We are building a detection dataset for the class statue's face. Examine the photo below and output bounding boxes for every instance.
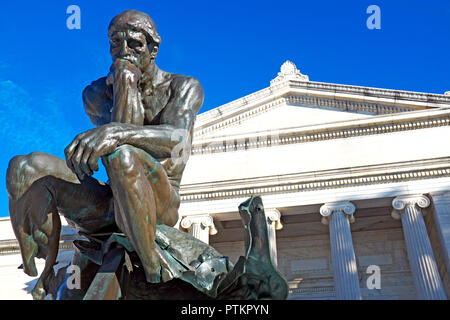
[109,29,156,70]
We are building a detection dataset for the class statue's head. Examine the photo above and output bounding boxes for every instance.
[108,10,161,70]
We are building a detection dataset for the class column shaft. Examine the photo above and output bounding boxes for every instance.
[267,222,277,266]
[265,209,282,267]
[190,223,208,244]
[401,204,447,299]
[329,210,361,300]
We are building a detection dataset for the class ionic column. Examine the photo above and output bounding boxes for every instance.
[180,215,218,244]
[392,194,447,300]
[265,208,283,266]
[320,201,361,300]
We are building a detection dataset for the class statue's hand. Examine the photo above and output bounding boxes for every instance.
[106,58,142,86]
[111,58,142,84]
[64,123,121,180]
[109,58,145,125]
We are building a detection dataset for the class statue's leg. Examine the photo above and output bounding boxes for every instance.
[7,152,77,280]
[7,152,79,202]
[7,152,115,233]
[102,145,180,283]
[6,152,115,298]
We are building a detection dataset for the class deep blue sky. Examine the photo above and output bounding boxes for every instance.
[0,1,449,217]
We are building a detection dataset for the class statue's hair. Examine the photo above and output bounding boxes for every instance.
[108,10,161,46]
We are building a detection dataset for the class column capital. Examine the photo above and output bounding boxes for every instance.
[265,208,283,230]
[180,214,218,235]
[391,194,430,220]
[320,201,355,225]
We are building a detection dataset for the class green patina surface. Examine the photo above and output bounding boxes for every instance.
[25,235,38,264]
[146,166,157,176]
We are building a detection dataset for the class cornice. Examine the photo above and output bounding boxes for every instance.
[194,94,415,139]
[191,111,450,155]
[290,80,450,106]
[195,95,287,139]
[195,80,450,138]
[179,158,450,202]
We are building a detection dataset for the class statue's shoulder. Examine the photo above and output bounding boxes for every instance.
[166,72,203,96]
[82,77,113,126]
[83,76,113,102]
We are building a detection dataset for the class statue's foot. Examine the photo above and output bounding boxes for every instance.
[143,245,184,283]
[31,278,46,300]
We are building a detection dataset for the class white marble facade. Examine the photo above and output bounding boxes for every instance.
[1,61,450,299]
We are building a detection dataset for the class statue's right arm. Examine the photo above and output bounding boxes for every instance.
[82,77,113,127]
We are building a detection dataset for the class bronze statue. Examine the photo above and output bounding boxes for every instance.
[7,9,202,297]
[6,10,288,300]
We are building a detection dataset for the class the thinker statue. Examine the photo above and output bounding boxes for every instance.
[7,9,202,297]
[6,10,288,300]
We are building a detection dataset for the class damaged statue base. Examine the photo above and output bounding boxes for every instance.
[45,196,289,300]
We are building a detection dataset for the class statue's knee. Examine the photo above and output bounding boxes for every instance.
[26,152,53,171]
[7,152,52,200]
[103,146,137,174]
[8,152,49,176]
[164,194,180,227]
[7,155,27,199]
[7,155,23,179]
[165,210,179,227]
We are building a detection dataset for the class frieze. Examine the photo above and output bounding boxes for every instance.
[192,115,450,155]
[180,167,450,202]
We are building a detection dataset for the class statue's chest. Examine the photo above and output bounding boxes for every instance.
[142,86,171,123]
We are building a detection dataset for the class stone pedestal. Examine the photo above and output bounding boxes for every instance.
[320,201,361,300]
[180,215,217,244]
[392,194,447,300]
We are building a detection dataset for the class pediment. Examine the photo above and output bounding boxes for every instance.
[198,102,374,139]
[193,61,448,140]
[194,96,413,140]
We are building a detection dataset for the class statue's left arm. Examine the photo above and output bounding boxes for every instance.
[65,76,204,180]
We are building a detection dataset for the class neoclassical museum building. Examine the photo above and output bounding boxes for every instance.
[1,61,450,299]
